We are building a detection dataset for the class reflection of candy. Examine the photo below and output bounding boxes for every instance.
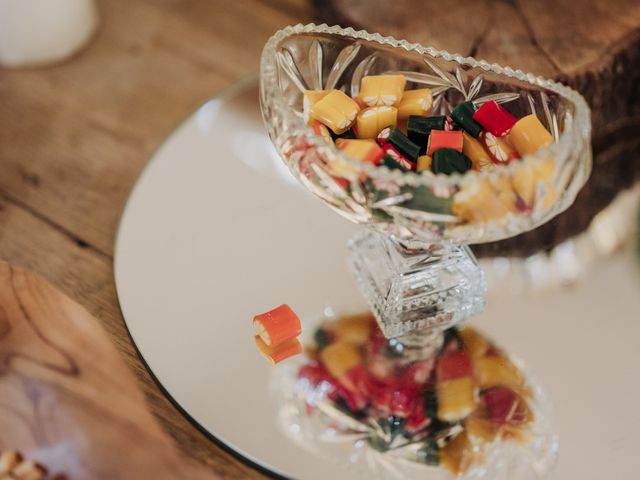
[360,74,406,106]
[333,312,373,346]
[479,131,519,164]
[482,387,530,425]
[397,88,433,119]
[407,115,446,155]
[319,340,361,379]
[508,114,553,156]
[462,132,492,171]
[387,127,420,161]
[440,431,473,475]
[406,400,431,433]
[437,351,473,381]
[337,139,384,165]
[472,100,517,137]
[459,328,490,359]
[254,336,301,364]
[303,89,330,124]
[253,304,301,347]
[427,130,463,156]
[451,101,482,138]
[310,89,360,134]
[355,105,398,139]
[476,355,523,390]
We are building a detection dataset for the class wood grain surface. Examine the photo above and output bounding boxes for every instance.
[0,261,217,480]
[0,1,311,478]
[315,0,640,256]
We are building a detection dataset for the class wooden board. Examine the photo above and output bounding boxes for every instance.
[0,261,221,479]
[0,1,313,477]
[315,0,640,255]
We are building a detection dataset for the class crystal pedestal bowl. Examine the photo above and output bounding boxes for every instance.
[260,24,591,478]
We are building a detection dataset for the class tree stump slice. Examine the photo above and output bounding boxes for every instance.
[314,0,640,256]
[0,262,216,480]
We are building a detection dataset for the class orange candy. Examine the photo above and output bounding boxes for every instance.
[253,304,301,347]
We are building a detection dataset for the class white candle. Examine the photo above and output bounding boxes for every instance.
[0,0,98,67]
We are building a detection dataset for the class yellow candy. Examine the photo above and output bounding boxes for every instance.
[337,139,383,164]
[303,90,330,124]
[359,74,406,107]
[453,177,513,223]
[512,156,557,208]
[397,88,433,119]
[416,155,432,172]
[465,414,501,444]
[508,114,553,156]
[462,132,493,171]
[309,120,333,144]
[437,377,477,422]
[354,105,398,139]
[319,340,361,379]
[476,355,523,390]
[310,89,360,134]
[490,172,518,215]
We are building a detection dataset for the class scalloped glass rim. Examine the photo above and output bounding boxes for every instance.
[259,23,591,190]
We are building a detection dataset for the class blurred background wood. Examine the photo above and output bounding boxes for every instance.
[0,1,312,478]
[0,261,217,480]
[316,0,640,256]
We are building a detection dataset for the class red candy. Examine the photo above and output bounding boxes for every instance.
[437,351,473,381]
[472,101,517,137]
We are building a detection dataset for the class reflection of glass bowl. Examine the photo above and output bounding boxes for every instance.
[259,24,590,478]
[259,24,591,246]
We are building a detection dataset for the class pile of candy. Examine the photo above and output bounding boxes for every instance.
[298,313,534,476]
[305,74,553,176]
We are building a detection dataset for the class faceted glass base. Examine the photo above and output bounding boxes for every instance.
[348,231,487,339]
[273,313,558,479]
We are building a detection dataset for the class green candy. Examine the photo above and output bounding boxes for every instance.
[451,101,482,137]
[330,128,356,141]
[388,128,421,161]
[407,115,446,155]
[432,148,472,175]
[424,389,438,420]
[401,185,453,215]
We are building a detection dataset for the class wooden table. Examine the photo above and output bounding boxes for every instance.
[0,1,311,478]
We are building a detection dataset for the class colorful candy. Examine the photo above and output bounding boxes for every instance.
[479,131,519,164]
[303,90,330,124]
[253,304,301,347]
[508,114,553,156]
[397,88,433,119]
[416,155,433,172]
[359,74,406,107]
[355,105,398,139]
[338,139,384,165]
[472,100,517,137]
[462,132,492,171]
[450,101,482,138]
[387,128,421,161]
[432,148,472,175]
[382,143,415,170]
[407,115,446,154]
[427,130,463,156]
[310,89,360,134]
